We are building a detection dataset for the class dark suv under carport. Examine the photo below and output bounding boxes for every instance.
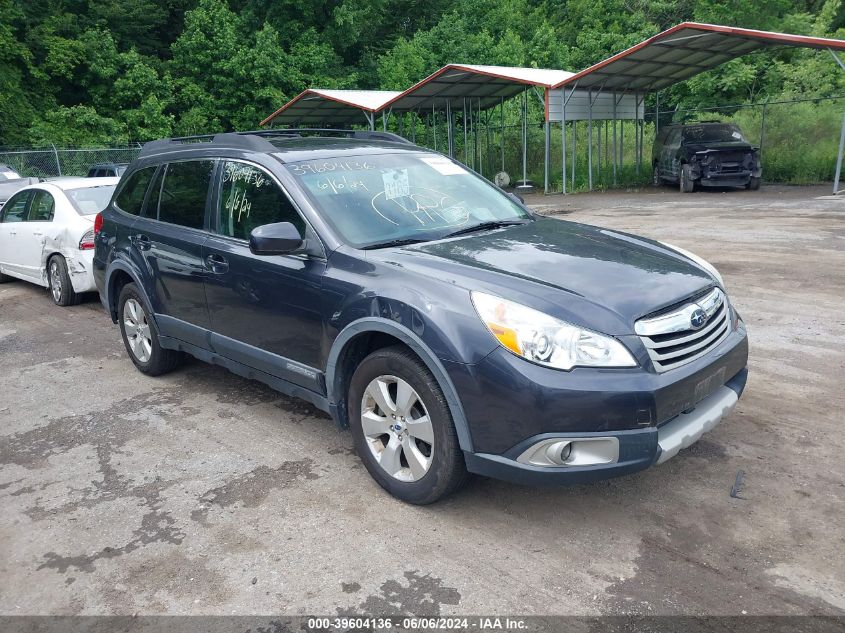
[653,122,762,192]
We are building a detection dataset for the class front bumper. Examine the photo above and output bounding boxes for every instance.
[463,368,747,485]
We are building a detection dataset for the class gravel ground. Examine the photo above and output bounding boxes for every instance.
[0,183,843,616]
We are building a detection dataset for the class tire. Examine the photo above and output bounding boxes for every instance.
[652,164,662,186]
[747,176,761,191]
[0,270,11,283]
[48,255,81,306]
[680,164,695,193]
[348,345,468,504]
[117,282,183,376]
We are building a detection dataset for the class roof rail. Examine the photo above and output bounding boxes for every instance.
[138,128,414,158]
[138,132,279,158]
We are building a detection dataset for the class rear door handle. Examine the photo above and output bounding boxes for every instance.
[205,253,229,274]
[131,234,152,251]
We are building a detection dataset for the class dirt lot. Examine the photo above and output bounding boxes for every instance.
[1,184,843,616]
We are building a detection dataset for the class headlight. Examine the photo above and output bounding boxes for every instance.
[471,292,637,370]
[660,241,724,287]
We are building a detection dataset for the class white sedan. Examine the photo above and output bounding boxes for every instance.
[0,177,118,306]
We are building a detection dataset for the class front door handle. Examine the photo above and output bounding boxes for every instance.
[131,234,152,251]
[205,253,229,274]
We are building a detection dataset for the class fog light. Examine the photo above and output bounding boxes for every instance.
[518,437,619,467]
[543,441,572,465]
[559,442,572,462]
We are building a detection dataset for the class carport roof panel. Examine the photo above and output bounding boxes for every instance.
[552,22,845,93]
[385,64,575,112]
[260,89,401,126]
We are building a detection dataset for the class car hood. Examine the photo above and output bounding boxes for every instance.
[376,217,715,334]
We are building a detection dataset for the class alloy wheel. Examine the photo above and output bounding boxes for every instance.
[360,375,434,482]
[50,260,62,302]
[123,298,152,363]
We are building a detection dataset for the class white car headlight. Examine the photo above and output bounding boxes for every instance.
[660,241,724,287]
[471,292,637,370]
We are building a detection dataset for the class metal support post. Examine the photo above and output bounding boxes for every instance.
[834,111,845,194]
[522,89,528,185]
[612,94,617,186]
[500,97,505,173]
[587,88,593,191]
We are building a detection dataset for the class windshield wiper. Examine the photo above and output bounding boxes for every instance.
[361,237,429,250]
[441,219,529,239]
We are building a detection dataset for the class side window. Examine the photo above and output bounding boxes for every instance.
[29,190,55,222]
[217,161,305,241]
[115,166,157,216]
[1,191,31,223]
[156,160,214,230]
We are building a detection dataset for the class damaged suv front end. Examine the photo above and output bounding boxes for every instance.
[654,122,762,192]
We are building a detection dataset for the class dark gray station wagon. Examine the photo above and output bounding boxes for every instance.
[93,130,749,504]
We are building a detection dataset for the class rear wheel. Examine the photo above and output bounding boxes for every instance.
[348,346,467,504]
[0,270,11,283]
[652,164,662,186]
[680,164,695,193]
[48,256,81,306]
[118,282,182,376]
[747,176,761,191]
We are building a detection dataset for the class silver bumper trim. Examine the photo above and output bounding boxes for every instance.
[656,385,738,464]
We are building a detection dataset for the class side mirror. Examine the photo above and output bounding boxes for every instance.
[507,192,524,204]
[249,222,303,255]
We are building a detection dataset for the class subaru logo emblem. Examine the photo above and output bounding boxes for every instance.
[690,307,708,330]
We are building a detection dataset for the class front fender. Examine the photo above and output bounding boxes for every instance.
[325,317,474,452]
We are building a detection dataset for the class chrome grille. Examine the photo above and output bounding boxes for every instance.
[635,288,731,372]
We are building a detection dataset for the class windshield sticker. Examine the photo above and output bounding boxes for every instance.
[316,174,369,195]
[371,187,470,228]
[382,169,410,200]
[731,131,742,140]
[290,160,375,176]
[421,156,468,176]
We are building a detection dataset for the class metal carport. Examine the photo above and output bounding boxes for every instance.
[550,22,845,194]
[260,89,401,129]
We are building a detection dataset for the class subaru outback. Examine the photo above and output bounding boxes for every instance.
[93,130,749,504]
[653,121,761,192]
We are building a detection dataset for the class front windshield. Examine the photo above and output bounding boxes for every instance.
[682,124,746,144]
[286,152,531,248]
[66,184,117,215]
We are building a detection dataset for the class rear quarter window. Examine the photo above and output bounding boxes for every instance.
[154,160,214,230]
[114,167,157,216]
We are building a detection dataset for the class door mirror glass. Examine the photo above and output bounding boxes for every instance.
[249,222,303,255]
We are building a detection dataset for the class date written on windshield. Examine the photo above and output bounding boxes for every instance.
[315,174,370,194]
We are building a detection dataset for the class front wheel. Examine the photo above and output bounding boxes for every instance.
[747,176,761,191]
[118,283,183,376]
[680,164,695,193]
[348,346,467,504]
[652,164,662,186]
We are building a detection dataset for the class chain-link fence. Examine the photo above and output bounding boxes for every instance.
[0,146,143,178]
